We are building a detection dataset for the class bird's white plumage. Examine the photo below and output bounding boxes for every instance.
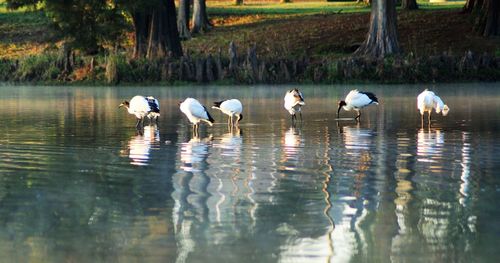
[417,89,449,116]
[284,89,305,115]
[180,98,213,126]
[217,99,243,117]
[343,89,378,111]
[127,95,152,119]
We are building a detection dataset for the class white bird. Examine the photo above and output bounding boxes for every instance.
[179,98,215,135]
[417,89,449,125]
[119,95,160,128]
[337,89,379,121]
[212,99,243,127]
[284,88,305,123]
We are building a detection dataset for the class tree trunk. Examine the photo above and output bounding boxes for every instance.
[354,0,400,58]
[191,0,212,34]
[132,11,150,58]
[478,0,499,36]
[235,0,243,5]
[134,0,182,59]
[464,0,499,37]
[177,0,191,40]
[401,0,418,10]
[463,0,484,13]
[163,0,184,57]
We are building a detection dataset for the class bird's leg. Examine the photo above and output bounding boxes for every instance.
[136,118,142,129]
[355,110,361,122]
[428,112,431,127]
[421,114,424,128]
[299,111,303,122]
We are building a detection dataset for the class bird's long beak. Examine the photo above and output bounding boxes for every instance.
[118,103,124,108]
[337,105,342,118]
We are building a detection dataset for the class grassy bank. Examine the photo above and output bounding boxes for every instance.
[1,0,499,84]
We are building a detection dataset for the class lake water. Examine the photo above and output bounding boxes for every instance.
[0,84,499,263]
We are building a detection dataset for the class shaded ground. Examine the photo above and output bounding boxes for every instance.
[185,9,500,60]
[0,1,498,60]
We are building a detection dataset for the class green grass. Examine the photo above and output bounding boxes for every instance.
[207,1,370,16]
[207,1,466,16]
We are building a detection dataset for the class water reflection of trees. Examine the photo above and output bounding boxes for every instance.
[329,122,385,262]
[0,89,179,262]
[390,128,479,262]
[1,87,499,262]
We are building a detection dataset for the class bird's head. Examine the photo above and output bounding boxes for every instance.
[212,101,223,109]
[178,100,184,107]
[118,101,129,109]
[337,100,346,117]
[442,105,450,116]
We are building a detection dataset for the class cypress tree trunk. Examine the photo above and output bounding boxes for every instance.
[191,0,212,34]
[162,0,183,57]
[133,0,183,59]
[401,0,418,10]
[355,0,400,58]
[463,0,484,13]
[177,0,191,40]
[464,0,499,37]
[478,0,499,36]
[132,11,150,58]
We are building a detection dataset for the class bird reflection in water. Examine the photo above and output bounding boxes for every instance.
[417,128,444,165]
[214,127,242,157]
[328,122,376,261]
[174,133,213,263]
[282,126,304,164]
[180,134,213,172]
[340,123,374,177]
[208,128,244,224]
[459,131,471,206]
[122,124,160,166]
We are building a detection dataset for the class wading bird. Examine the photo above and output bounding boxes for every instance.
[180,98,215,135]
[119,95,160,129]
[337,89,379,121]
[284,89,305,123]
[417,89,449,126]
[212,99,243,127]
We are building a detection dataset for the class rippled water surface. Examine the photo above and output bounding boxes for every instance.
[1,84,500,263]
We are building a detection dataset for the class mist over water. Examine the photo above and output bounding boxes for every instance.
[0,84,499,263]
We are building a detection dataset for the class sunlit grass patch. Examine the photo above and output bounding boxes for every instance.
[207,1,369,16]
[418,1,466,10]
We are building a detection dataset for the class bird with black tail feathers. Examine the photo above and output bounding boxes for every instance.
[212,99,243,127]
[337,89,379,122]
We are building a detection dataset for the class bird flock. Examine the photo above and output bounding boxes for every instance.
[119,89,449,132]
